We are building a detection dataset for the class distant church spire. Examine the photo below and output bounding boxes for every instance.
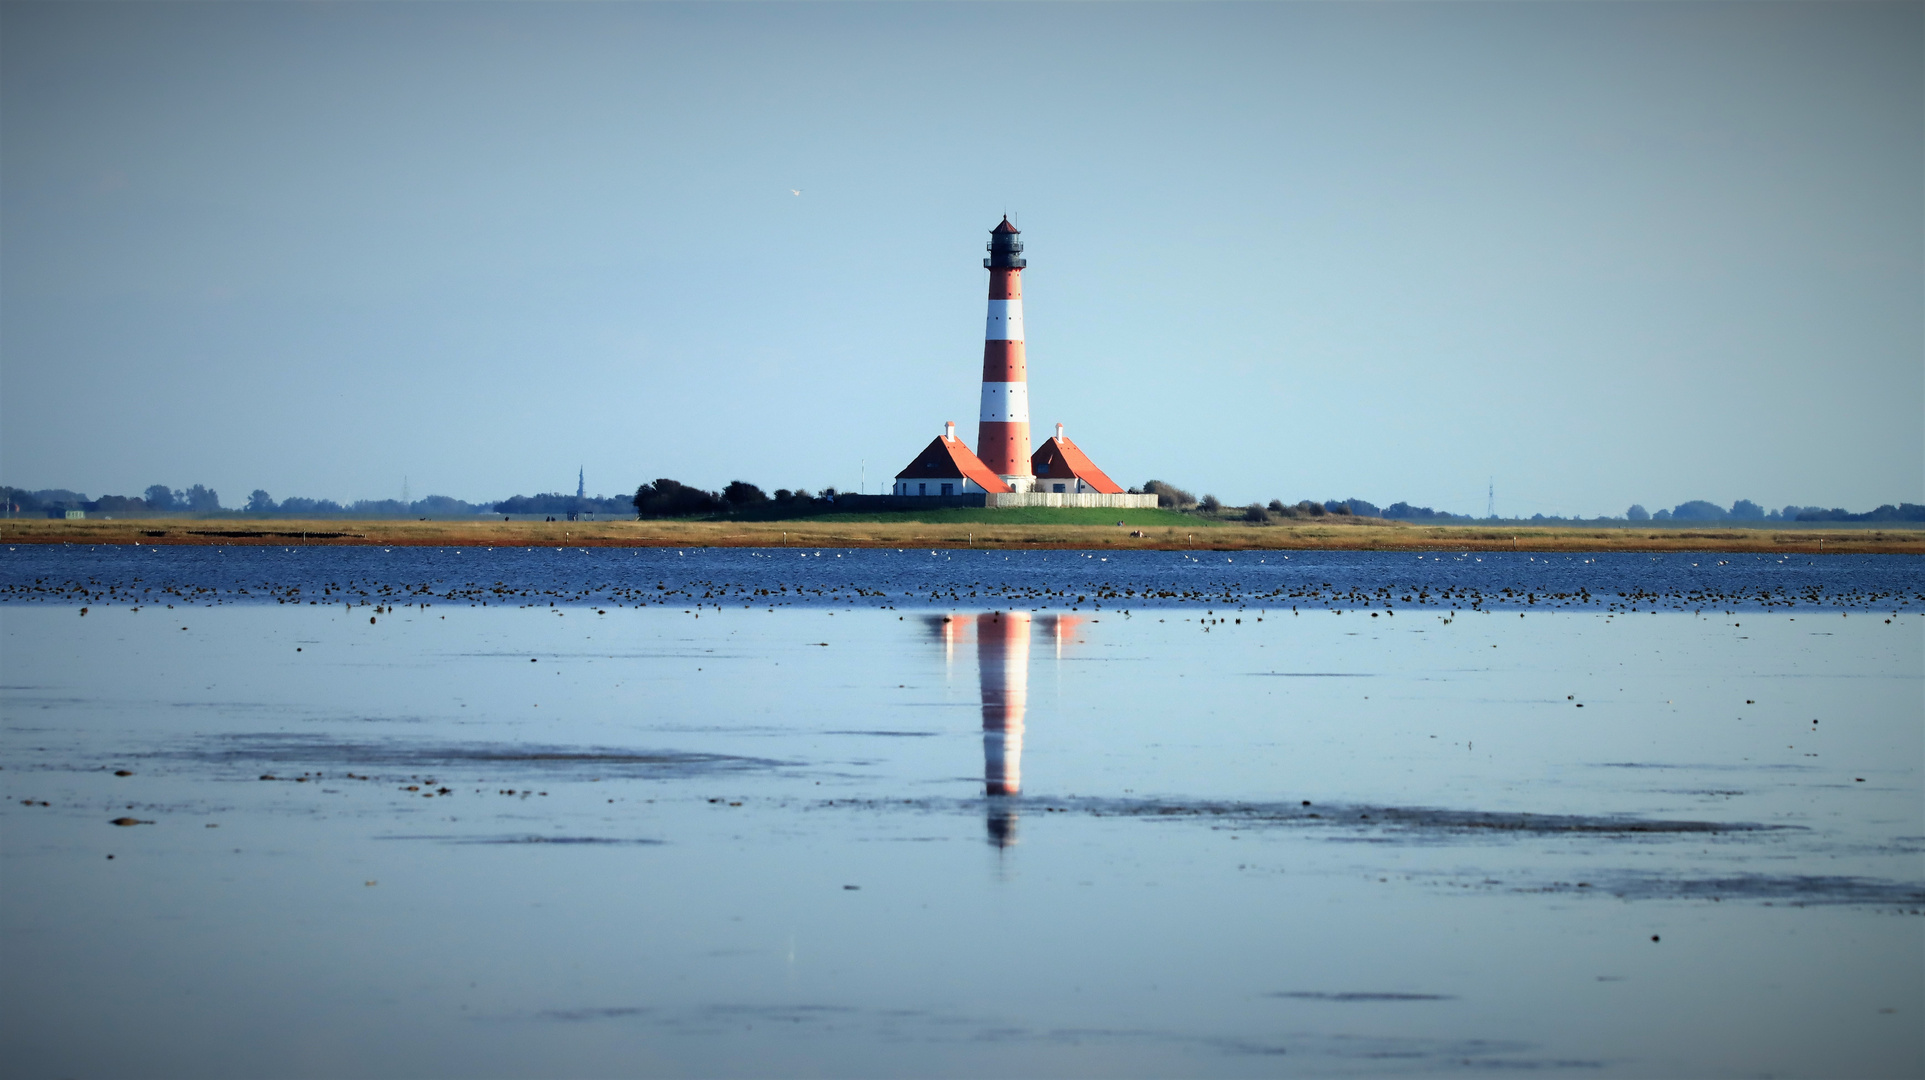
[577,467,585,499]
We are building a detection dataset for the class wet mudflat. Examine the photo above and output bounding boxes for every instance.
[2,551,1921,1077]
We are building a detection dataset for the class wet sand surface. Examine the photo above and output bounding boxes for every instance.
[7,515,1923,555]
[2,551,1921,1077]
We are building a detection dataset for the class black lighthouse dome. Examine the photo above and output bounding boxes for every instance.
[984,216,1026,269]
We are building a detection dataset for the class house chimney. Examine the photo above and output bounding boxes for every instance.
[1055,422,1064,440]
[945,421,956,441]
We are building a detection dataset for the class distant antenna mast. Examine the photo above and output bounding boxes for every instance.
[860,459,865,495]
[402,475,410,507]
[1486,478,1494,520]
[577,467,585,499]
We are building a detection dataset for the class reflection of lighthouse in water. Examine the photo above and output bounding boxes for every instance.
[977,611,1029,847]
[927,611,1085,847]
[978,611,1031,797]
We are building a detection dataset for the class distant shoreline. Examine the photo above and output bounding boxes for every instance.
[2,517,1919,554]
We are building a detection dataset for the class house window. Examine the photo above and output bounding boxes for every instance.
[918,483,926,496]
[1053,483,1065,493]
[941,483,953,496]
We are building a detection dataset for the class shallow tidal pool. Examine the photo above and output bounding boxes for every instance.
[3,573,1921,1077]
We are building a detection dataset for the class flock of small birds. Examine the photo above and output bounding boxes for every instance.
[3,570,1916,614]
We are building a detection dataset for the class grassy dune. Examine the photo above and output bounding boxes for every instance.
[3,515,1919,554]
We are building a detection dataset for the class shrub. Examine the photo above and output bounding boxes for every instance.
[1199,494,1222,513]
[1670,500,1726,521]
[1382,502,1452,520]
[1142,480,1196,510]
[1243,503,1270,523]
[723,481,769,506]
[633,479,726,518]
[412,495,482,515]
[1626,504,1650,521]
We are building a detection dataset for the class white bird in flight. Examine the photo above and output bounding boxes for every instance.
[790,189,801,196]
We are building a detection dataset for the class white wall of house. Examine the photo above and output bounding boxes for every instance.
[1036,477,1102,495]
[892,477,994,496]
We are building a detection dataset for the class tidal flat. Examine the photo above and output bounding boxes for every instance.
[6,514,1923,555]
[2,548,1920,1077]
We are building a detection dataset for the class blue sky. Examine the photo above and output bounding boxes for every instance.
[3,2,1918,516]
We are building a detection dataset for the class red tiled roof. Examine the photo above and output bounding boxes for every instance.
[1029,436,1124,494]
[895,436,1012,493]
[992,216,1019,234]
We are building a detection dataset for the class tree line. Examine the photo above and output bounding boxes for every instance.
[632,479,841,518]
[1625,499,1925,523]
[8,482,1920,525]
[2,485,586,518]
[5,485,228,514]
[1141,481,1466,523]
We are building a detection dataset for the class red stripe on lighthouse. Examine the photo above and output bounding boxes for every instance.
[981,339,1026,383]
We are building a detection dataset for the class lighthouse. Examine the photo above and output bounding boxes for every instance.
[978,217,1033,491]
[884,219,1155,510]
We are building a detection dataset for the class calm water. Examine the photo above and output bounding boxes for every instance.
[2,548,1921,1077]
[2,545,1920,613]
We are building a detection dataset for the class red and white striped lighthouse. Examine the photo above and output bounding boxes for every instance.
[978,217,1033,491]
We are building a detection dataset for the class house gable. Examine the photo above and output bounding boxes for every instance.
[895,435,1012,494]
[1030,435,1124,494]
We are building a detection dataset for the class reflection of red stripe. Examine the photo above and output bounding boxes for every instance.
[981,340,1025,383]
[978,612,1028,798]
[988,268,1022,301]
[976,421,1032,477]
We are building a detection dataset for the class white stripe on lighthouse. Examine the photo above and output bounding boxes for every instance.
[978,381,1030,423]
[984,299,1024,341]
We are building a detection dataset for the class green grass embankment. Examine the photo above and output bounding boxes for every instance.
[778,507,1214,527]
